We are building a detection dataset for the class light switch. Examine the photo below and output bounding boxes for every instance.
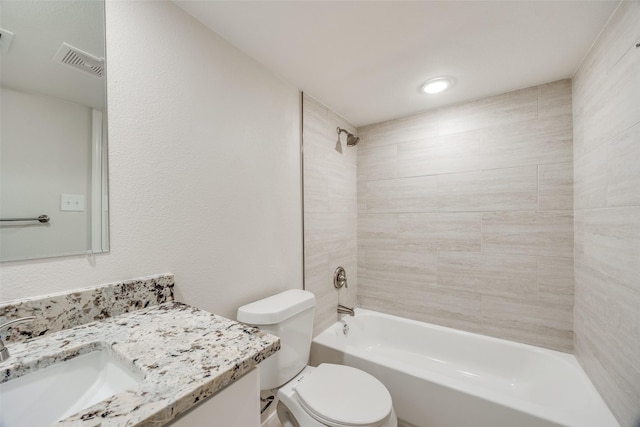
[60,194,85,212]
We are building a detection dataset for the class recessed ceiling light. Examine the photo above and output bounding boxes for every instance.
[420,77,453,94]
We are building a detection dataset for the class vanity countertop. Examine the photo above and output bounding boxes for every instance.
[0,301,280,426]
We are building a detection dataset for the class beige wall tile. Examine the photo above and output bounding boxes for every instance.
[606,280,640,372]
[573,209,585,264]
[437,87,538,136]
[581,207,640,289]
[363,246,438,285]
[303,93,358,338]
[605,0,640,72]
[481,114,573,170]
[539,162,573,211]
[357,144,397,181]
[303,142,329,213]
[305,253,338,337]
[438,252,537,298]
[574,312,640,427]
[574,262,610,327]
[364,179,396,213]
[358,277,484,334]
[438,166,538,212]
[436,170,484,211]
[576,306,640,427]
[365,175,438,213]
[482,211,573,257]
[583,46,640,156]
[357,244,367,278]
[327,149,358,214]
[418,286,484,333]
[599,352,640,427]
[482,296,573,352]
[357,180,366,213]
[572,104,586,161]
[305,209,355,255]
[537,256,574,308]
[358,214,398,247]
[573,4,640,423]
[538,79,572,118]
[572,33,607,124]
[357,110,438,149]
[397,131,481,178]
[607,122,640,207]
[574,142,607,209]
[357,277,429,321]
[398,212,482,251]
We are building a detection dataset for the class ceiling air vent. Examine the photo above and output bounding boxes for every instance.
[53,42,104,78]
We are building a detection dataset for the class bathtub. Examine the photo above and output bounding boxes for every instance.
[311,309,619,427]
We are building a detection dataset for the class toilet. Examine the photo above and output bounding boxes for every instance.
[237,289,397,427]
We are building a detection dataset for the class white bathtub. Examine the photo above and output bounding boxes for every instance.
[311,309,619,427]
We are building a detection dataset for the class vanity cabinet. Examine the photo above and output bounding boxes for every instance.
[167,367,260,427]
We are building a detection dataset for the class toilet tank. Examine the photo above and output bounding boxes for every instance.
[237,290,316,390]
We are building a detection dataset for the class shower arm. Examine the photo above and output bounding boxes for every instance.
[337,127,357,140]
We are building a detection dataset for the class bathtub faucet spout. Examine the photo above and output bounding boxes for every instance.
[337,304,355,316]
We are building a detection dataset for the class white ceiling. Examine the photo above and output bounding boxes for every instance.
[174,0,619,127]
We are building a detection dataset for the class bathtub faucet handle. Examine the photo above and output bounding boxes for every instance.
[334,266,348,289]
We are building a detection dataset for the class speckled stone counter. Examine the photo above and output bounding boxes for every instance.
[0,277,280,426]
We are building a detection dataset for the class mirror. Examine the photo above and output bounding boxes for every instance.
[0,0,109,262]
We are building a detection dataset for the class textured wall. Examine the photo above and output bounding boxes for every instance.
[0,1,303,321]
[572,1,640,426]
[303,95,358,336]
[357,80,574,352]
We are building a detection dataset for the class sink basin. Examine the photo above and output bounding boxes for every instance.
[0,349,143,427]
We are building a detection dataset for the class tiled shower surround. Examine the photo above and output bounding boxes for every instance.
[572,1,640,425]
[356,80,574,353]
[303,94,358,336]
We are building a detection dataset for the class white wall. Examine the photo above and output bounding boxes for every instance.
[0,1,303,320]
[1,88,91,261]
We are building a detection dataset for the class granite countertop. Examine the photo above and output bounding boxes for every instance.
[0,301,280,426]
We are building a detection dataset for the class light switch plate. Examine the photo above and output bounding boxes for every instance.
[60,194,85,212]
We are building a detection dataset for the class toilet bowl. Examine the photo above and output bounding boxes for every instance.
[237,290,397,427]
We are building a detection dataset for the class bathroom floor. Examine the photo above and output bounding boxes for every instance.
[263,415,283,427]
[260,393,283,427]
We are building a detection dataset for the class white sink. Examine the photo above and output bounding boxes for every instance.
[0,349,143,427]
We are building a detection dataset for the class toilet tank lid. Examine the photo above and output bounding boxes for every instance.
[237,289,316,325]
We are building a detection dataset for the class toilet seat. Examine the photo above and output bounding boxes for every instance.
[293,364,393,427]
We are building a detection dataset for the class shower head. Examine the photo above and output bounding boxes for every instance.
[337,127,360,147]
